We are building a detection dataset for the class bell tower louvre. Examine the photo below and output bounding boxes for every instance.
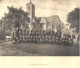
[26,0,35,21]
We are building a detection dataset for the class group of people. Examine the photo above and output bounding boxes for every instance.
[12,29,79,45]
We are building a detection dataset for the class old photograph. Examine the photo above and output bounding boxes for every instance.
[0,0,79,56]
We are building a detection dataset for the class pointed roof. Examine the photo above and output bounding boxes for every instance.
[45,15,61,23]
[30,0,31,2]
[27,0,34,6]
[40,15,61,24]
[32,17,36,23]
[40,17,47,23]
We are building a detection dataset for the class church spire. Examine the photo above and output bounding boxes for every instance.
[30,0,31,2]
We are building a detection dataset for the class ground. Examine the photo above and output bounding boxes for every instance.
[0,42,79,56]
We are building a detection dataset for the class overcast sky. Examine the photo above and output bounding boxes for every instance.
[0,0,80,23]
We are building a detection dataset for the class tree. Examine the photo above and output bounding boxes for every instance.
[67,8,79,33]
[1,6,30,35]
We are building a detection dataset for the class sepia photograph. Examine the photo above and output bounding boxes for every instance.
[0,0,79,56]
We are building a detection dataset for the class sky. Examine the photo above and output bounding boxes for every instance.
[0,0,80,23]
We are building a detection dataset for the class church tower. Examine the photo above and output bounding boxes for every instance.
[26,0,35,33]
[27,0,35,21]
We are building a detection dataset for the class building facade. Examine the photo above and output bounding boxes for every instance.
[26,0,62,32]
[12,0,63,43]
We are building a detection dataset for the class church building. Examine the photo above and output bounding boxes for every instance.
[26,0,63,32]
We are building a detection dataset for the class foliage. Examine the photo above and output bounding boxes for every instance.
[67,8,79,33]
[1,6,30,35]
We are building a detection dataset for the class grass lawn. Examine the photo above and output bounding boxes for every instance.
[13,43,79,56]
[0,42,79,56]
